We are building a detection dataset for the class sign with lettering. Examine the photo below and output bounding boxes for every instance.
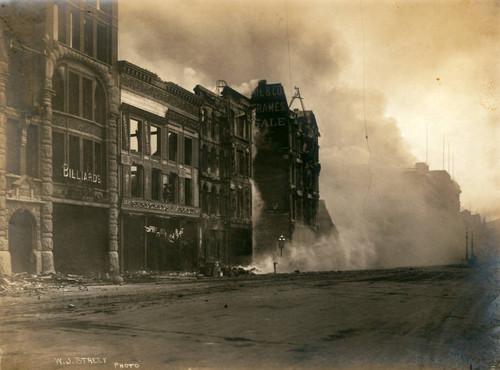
[144,226,183,242]
[63,164,102,184]
[251,82,288,129]
[122,199,201,217]
[252,84,285,98]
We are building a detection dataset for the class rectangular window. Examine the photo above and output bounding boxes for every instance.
[152,169,162,201]
[96,23,107,63]
[168,173,177,203]
[68,72,79,116]
[237,116,245,137]
[83,139,93,172]
[237,150,244,175]
[237,191,243,217]
[84,18,93,56]
[52,131,65,181]
[57,4,66,44]
[168,131,178,162]
[184,137,192,166]
[130,165,143,198]
[185,178,192,206]
[94,142,102,175]
[26,125,39,178]
[82,77,93,120]
[6,121,20,175]
[69,135,80,171]
[150,124,160,158]
[130,118,142,153]
[71,11,80,50]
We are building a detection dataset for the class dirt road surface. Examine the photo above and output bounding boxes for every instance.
[1,266,499,369]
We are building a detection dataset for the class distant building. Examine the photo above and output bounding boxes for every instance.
[250,80,334,256]
[407,162,461,214]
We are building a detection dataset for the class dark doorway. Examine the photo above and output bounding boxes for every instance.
[53,204,108,274]
[123,214,145,272]
[9,210,35,273]
[230,228,252,266]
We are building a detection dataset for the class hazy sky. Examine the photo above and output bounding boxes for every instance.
[119,0,499,220]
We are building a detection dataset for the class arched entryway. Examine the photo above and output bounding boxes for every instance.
[9,209,35,274]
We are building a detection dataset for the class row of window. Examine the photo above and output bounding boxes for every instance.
[52,130,106,189]
[200,109,220,141]
[201,187,250,219]
[200,108,250,140]
[124,116,194,166]
[53,67,106,124]
[57,3,110,63]
[128,165,192,206]
[290,196,317,225]
[200,146,250,178]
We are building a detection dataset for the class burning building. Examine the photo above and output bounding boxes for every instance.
[250,80,335,257]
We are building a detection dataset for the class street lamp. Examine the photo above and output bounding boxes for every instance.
[277,234,286,257]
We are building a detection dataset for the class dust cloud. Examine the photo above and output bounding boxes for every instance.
[118,0,497,271]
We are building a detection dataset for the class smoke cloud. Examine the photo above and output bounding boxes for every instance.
[120,0,499,271]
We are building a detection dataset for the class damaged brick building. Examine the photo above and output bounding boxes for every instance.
[250,81,335,256]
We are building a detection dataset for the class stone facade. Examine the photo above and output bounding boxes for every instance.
[0,0,119,275]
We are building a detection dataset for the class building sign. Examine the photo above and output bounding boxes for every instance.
[63,164,102,184]
[251,82,288,129]
[252,84,285,98]
[122,199,200,217]
[145,226,183,243]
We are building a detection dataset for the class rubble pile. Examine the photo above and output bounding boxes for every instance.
[224,266,257,277]
[0,272,110,296]
[123,271,198,283]
[0,274,47,296]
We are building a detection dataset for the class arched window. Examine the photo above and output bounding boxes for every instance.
[53,69,64,112]
[53,66,106,124]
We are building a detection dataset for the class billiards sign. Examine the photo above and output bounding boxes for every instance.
[63,163,102,184]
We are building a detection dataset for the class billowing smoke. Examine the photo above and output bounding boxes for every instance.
[119,0,498,271]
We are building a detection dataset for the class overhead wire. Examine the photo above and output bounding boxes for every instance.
[361,0,371,157]
[361,0,373,217]
[285,0,293,98]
